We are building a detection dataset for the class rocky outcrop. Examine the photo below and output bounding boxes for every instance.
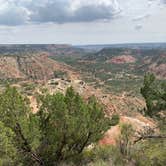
[100,116,155,145]
[108,55,136,64]
[148,63,166,78]
[0,56,25,79]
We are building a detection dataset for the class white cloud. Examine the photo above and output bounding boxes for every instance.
[0,0,165,44]
[0,0,30,25]
[132,14,151,21]
[135,24,143,30]
[0,0,165,25]
[30,0,120,23]
[0,0,121,25]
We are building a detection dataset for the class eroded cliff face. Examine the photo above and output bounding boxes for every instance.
[0,53,79,81]
[0,56,25,79]
[16,54,55,80]
[142,53,166,78]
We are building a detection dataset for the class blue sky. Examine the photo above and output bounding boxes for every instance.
[0,0,166,44]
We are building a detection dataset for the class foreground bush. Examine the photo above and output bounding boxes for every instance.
[0,86,118,165]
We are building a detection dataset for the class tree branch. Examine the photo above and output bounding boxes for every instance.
[15,122,45,165]
[134,135,166,144]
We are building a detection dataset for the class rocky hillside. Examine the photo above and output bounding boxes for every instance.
[140,53,166,78]
[51,47,166,95]
[107,55,136,64]
[24,75,154,147]
[57,47,166,79]
[0,44,84,58]
[0,53,79,81]
[92,48,166,78]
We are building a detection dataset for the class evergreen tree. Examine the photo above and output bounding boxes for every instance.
[0,85,44,165]
[37,87,119,164]
[0,86,119,165]
[141,73,166,118]
[0,121,17,165]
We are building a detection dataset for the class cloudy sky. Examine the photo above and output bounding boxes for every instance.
[0,0,166,44]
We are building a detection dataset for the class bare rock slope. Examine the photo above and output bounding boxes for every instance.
[0,53,79,80]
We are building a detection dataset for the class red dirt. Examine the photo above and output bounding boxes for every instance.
[99,116,155,146]
[108,55,136,64]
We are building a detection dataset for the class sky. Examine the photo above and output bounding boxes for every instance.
[0,0,166,45]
